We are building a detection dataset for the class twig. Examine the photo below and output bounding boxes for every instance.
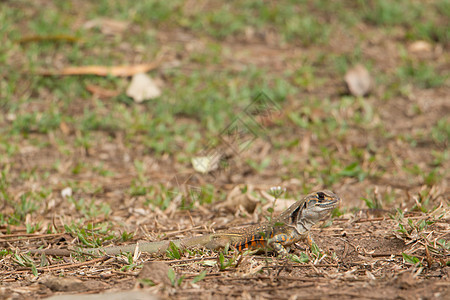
[0,233,65,242]
[263,263,338,268]
[0,257,108,275]
[354,217,387,223]
[276,258,290,276]
[256,275,324,282]
[368,253,403,257]
[0,233,64,239]
[166,256,218,264]
[325,292,386,299]
[161,226,204,239]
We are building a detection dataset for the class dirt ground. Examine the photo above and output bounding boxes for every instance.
[1,1,449,299]
[2,208,449,299]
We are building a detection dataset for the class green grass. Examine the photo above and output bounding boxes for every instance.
[361,0,423,26]
[431,119,450,146]
[397,60,447,89]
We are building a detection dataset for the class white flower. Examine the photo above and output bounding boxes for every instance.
[269,186,286,198]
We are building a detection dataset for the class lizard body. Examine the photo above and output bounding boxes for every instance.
[26,190,339,257]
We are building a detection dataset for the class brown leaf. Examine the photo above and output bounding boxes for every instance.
[59,121,71,135]
[138,262,172,286]
[85,84,120,98]
[408,41,432,54]
[216,185,259,213]
[395,272,417,289]
[36,62,159,77]
[344,64,372,97]
[45,291,155,300]
[17,35,79,44]
[41,277,85,292]
[260,190,296,212]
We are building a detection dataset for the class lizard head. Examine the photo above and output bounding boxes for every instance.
[291,190,340,231]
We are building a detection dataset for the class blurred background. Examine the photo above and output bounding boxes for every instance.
[0,0,448,227]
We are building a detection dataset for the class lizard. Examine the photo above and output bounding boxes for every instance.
[25,190,340,257]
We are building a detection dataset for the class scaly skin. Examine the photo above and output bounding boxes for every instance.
[26,190,340,257]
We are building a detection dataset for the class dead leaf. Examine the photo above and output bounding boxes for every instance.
[45,291,156,300]
[408,41,432,53]
[83,18,129,35]
[6,113,16,121]
[216,185,259,213]
[260,190,296,212]
[59,121,71,135]
[61,187,72,199]
[395,272,417,289]
[18,35,78,44]
[191,155,220,174]
[86,84,120,98]
[41,277,85,292]
[37,62,159,77]
[137,262,172,286]
[344,64,372,97]
[126,73,162,102]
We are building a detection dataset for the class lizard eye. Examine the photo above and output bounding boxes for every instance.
[317,192,326,201]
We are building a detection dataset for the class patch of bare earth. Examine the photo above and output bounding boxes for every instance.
[1,213,449,299]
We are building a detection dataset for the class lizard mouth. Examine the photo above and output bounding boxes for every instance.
[314,190,341,209]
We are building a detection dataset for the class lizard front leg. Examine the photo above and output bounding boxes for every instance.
[304,232,314,248]
[267,228,300,256]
